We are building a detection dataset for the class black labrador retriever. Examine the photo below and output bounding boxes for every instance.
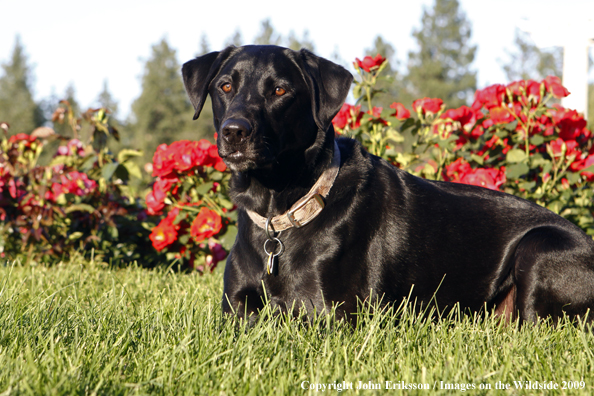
[182,45,594,323]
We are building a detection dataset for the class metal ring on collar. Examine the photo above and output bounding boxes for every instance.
[264,238,285,257]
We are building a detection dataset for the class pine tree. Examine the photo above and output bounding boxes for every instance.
[0,36,44,134]
[225,29,243,47]
[406,0,477,109]
[286,30,315,51]
[130,38,196,162]
[500,28,563,82]
[96,80,119,117]
[197,33,211,56]
[254,19,281,45]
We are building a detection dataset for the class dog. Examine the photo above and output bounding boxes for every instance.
[182,45,594,324]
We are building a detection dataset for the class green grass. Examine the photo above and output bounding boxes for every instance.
[1,256,594,395]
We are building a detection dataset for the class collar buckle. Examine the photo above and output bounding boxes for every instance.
[286,193,325,228]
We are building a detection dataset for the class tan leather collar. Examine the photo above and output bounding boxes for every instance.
[246,141,341,232]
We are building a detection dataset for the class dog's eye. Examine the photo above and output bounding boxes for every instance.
[221,83,232,93]
[275,87,286,96]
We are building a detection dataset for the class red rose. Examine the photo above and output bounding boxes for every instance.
[149,213,179,251]
[488,106,514,125]
[354,54,386,72]
[459,168,506,191]
[550,105,589,142]
[441,106,481,130]
[444,158,472,181]
[206,239,227,270]
[543,76,570,98]
[146,177,178,215]
[548,138,579,158]
[332,103,363,131]
[8,179,17,199]
[472,84,506,110]
[332,104,350,130]
[366,107,388,125]
[213,157,227,172]
[575,154,594,182]
[58,171,96,196]
[8,133,36,146]
[190,207,223,242]
[389,102,411,120]
[444,159,506,191]
[506,80,540,103]
[526,80,541,98]
[412,98,443,115]
[202,141,227,171]
[145,191,165,215]
[152,144,176,178]
[172,141,200,171]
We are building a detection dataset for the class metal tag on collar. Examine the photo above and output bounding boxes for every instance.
[264,216,284,275]
[286,193,325,228]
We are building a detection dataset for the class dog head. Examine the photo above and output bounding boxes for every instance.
[182,45,352,172]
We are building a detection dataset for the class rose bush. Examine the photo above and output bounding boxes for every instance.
[144,135,236,272]
[337,58,594,236]
[0,101,151,263]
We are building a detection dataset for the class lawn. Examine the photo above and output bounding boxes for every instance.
[1,256,593,395]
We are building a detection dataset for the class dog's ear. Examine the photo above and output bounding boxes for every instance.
[182,47,235,120]
[298,49,353,132]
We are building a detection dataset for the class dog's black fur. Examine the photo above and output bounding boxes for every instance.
[182,45,594,323]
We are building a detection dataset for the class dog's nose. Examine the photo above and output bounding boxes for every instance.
[221,119,252,145]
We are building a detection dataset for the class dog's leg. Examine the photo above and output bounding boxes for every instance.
[513,226,594,323]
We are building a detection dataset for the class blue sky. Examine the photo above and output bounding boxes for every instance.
[1,0,593,118]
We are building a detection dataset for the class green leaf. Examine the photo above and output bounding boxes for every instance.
[495,129,510,139]
[506,163,529,179]
[530,135,544,146]
[218,197,234,210]
[67,231,83,241]
[470,154,484,165]
[530,154,547,167]
[352,85,362,100]
[547,201,563,214]
[399,117,417,132]
[385,128,404,143]
[114,164,129,181]
[80,154,98,171]
[123,161,142,180]
[506,149,526,164]
[101,162,119,181]
[518,181,536,191]
[65,204,96,214]
[579,215,594,227]
[219,225,238,251]
[436,134,458,149]
[195,182,214,196]
[210,171,224,181]
[178,233,191,246]
[567,172,581,185]
[117,149,142,163]
[49,156,71,167]
[109,226,119,239]
[541,161,552,175]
